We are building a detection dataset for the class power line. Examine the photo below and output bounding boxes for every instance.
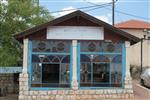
[83,3,112,12]
[85,1,150,20]
[48,1,114,14]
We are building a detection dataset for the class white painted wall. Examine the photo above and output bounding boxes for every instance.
[121,29,150,67]
[47,26,104,40]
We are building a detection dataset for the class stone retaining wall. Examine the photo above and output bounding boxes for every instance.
[19,73,134,100]
[0,74,18,94]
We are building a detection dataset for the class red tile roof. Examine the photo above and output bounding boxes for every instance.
[115,19,150,29]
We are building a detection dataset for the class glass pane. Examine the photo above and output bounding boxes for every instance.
[42,64,59,84]
[93,55,110,62]
[32,40,71,53]
[111,55,122,87]
[32,55,41,63]
[80,41,122,53]
[42,56,50,63]
[80,41,103,52]
[51,56,60,63]
[32,63,41,83]
[93,63,110,83]
[102,42,122,53]
[80,63,91,86]
[61,55,70,63]
[60,64,70,85]
[80,54,90,62]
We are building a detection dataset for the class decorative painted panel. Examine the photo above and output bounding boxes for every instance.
[80,41,122,53]
[32,40,71,53]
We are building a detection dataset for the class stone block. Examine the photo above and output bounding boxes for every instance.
[33,91,38,95]
[19,95,24,100]
[32,96,37,100]
[39,91,47,95]
[51,90,57,94]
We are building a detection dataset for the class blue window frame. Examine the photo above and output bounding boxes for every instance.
[29,40,72,89]
[78,41,124,88]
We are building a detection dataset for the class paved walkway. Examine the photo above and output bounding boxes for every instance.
[133,80,150,100]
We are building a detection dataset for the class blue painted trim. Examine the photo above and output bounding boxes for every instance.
[32,52,70,55]
[0,67,22,73]
[77,43,81,87]
[122,43,126,87]
[28,40,32,89]
[70,44,73,88]
[109,63,111,87]
[81,52,121,55]
[91,62,93,85]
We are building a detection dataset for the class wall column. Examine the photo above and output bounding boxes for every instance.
[19,39,29,100]
[125,41,131,78]
[23,39,29,73]
[71,40,78,90]
[124,41,133,91]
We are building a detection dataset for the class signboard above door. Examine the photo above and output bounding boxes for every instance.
[47,26,104,40]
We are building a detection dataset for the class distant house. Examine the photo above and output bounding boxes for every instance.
[14,11,140,100]
[115,20,150,67]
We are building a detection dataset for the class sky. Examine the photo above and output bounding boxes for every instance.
[39,0,150,24]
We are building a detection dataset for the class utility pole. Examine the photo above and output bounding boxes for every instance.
[112,0,115,26]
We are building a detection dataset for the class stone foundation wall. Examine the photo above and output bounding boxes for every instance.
[19,73,134,100]
[0,74,18,94]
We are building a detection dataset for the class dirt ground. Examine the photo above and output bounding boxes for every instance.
[0,80,149,100]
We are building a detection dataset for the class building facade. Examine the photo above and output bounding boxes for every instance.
[15,11,140,100]
[115,20,150,67]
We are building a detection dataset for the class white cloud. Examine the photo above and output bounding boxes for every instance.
[52,6,112,25]
[83,0,112,3]
[95,14,112,24]
[52,6,77,17]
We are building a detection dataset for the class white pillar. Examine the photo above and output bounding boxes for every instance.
[71,40,78,90]
[23,39,29,73]
[125,41,131,78]
[124,41,133,90]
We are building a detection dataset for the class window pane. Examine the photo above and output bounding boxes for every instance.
[42,64,59,87]
[32,63,41,83]
[60,64,70,87]
[80,41,122,53]
[111,55,122,87]
[93,63,110,83]
[61,55,70,63]
[32,40,71,53]
[80,63,91,86]
[32,55,41,63]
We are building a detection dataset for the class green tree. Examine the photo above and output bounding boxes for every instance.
[0,0,53,66]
